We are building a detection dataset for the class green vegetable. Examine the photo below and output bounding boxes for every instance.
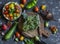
[34,36,40,41]
[44,21,49,27]
[9,8,15,14]
[14,38,19,42]
[4,22,18,40]
[24,39,34,44]
[23,14,40,31]
[26,0,38,9]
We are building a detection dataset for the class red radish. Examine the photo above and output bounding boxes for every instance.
[2,24,8,31]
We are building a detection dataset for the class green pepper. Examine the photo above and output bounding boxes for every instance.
[26,0,38,9]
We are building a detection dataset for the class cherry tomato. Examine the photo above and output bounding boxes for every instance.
[20,4,24,8]
[2,24,8,31]
[21,0,27,4]
[50,26,57,32]
[6,14,9,18]
[19,36,24,41]
[10,16,13,21]
[15,5,18,9]
[34,6,39,12]
[15,32,20,38]
[16,9,20,13]
[5,5,9,9]
[4,10,8,15]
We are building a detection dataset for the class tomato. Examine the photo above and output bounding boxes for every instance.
[34,6,39,12]
[5,5,9,9]
[41,5,46,11]
[20,4,24,8]
[15,5,18,9]
[2,24,8,31]
[15,32,20,38]
[21,0,27,4]
[19,36,24,41]
[50,26,57,32]
[10,16,13,21]
[16,9,20,13]
[6,14,9,18]
[4,10,8,15]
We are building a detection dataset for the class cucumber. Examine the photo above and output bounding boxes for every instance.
[4,22,18,40]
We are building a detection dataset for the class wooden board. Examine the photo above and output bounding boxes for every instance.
[18,12,51,38]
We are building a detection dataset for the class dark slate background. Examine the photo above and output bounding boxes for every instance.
[0,0,60,44]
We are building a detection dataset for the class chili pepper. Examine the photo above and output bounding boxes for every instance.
[26,0,38,9]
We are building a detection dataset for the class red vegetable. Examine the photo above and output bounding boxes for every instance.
[21,0,27,4]
[2,24,8,31]
[34,6,39,12]
[10,16,13,21]
[15,32,20,38]
[4,10,8,15]
[16,9,20,13]
[5,5,9,9]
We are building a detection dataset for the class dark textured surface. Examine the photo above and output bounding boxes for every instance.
[0,0,60,44]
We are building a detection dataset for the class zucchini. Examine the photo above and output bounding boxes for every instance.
[4,22,18,40]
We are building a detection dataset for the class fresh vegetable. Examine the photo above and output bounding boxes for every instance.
[4,10,8,15]
[2,24,8,31]
[34,6,39,12]
[26,0,38,9]
[19,36,24,41]
[34,36,40,41]
[9,3,15,9]
[40,5,46,11]
[14,38,19,42]
[24,39,34,44]
[20,4,24,8]
[5,5,9,9]
[16,9,20,13]
[22,14,40,31]
[3,2,21,21]
[15,32,20,38]
[21,0,27,4]
[44,21,49,27]
[49,26,58,34]
[4,22,18,40]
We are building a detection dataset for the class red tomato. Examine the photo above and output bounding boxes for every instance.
[15,32,20,38]
[16,9,20,13]
[10,16,13,21]
[21,0,27,4]
[2,24,8,31]
[5,5,9,9]
[15,5,18,9]
[34,6,39,12]
[4,10,8,15]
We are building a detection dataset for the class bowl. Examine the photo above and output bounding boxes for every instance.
[2,2,22,21]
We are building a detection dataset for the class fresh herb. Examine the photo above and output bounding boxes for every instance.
[22,13,40,31]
